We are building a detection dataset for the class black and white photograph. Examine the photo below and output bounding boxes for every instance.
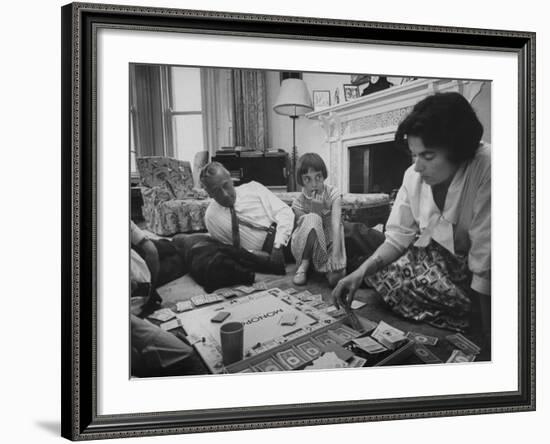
[129,65,492,378]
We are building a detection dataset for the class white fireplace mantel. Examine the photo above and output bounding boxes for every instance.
[306,78,483,192]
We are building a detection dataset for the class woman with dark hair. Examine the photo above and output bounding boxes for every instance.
[332,92,491,337]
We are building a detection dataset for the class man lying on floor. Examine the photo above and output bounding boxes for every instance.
[130,221,195,377]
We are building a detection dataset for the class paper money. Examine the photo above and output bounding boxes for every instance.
[296,340,322,360]
[253,358,285,372]
[331,325,361,342]
[215,288,239,298]
[252,281,269,291]
[159,319,180,331]
[446,333,481,355]
[234,285,256,294]
[325,305,347,318]
[304,352,348,370]
[350,300,367,310]
[190,294,207,306]
[313,332,338,347]
[446,349,476,363]
[148,308,176,322]
[294,290,313,301]
[413,343,442,364]
[285,288,299,295]
[353,315,378,334]
[205,294,224,304]
[406,331,439,346]
[348,356,368,368]
[276,348,308,370]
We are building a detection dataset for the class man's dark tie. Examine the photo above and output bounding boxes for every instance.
[229,206,240,248]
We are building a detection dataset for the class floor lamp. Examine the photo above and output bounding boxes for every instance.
[273,78,313,191]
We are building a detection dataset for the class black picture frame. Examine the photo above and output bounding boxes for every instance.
[61,2,536,440]
[343,84,360,101]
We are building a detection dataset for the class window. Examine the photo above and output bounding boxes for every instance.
[129,65,205,178]
[166,66,204,165]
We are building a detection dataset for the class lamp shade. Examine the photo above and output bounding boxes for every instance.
[273,78,313,117]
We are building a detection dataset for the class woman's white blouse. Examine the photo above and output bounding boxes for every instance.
[385,144,491,295]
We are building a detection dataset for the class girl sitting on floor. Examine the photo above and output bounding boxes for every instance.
[290,153,346,287]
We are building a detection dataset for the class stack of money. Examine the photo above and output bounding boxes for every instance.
[352,336,387,354]
[234,285,256,294]
[371,321,408,350]
[215,288,240,298]
[251,281,269,291]
[175,300,193,312]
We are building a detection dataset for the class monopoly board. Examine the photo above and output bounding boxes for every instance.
[177,288,337,373]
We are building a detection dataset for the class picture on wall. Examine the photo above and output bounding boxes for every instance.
[343,83,360,101]
[313,90,331,110]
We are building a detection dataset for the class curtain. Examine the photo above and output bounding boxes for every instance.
[130,64,165,157]
[232,69,269,151]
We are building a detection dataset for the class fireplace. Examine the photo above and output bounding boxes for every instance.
[349,142,411,194]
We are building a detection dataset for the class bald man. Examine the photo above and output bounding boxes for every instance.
[200,162,294,271]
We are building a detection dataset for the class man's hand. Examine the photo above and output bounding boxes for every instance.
[331,268,365,309]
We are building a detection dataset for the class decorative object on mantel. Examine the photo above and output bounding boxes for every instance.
[318,112,341,142]
[334,87,340,105]
[273,78,314,191]
[387,76,417,87]
[350,74,371,85]
[361,76,392,96]
[313,90,331,111]
[343,84,360,101]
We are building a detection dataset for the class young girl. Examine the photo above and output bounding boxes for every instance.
[291,153,346,287]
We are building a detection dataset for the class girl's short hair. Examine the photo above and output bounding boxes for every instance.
[296,153,327,186]
[395,92,484,164]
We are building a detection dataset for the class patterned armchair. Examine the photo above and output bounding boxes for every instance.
[136,156,211,236]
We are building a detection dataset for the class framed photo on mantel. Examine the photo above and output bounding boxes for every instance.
[61,2,535,440]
